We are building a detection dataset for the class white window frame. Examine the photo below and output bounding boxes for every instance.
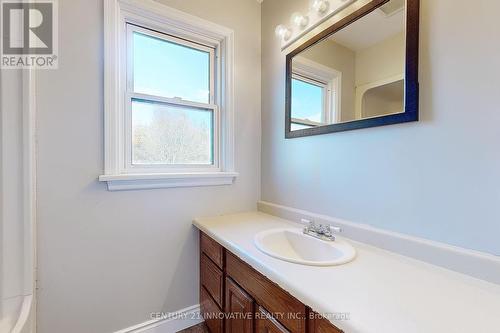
[99,0,237,191]
[292,56,342,124]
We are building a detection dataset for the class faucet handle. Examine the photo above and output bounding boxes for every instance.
[323,225,342,236]
[301,219,317,233]
[330,226,342,233]
[301,218,315,228]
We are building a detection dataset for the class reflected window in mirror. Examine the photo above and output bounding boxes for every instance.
[291,56,341,130]
[291,76,325,130]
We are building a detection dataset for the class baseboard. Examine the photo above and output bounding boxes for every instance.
[258,200,500,285]
[113,304,202,333]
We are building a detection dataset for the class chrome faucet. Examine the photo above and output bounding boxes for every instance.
[302,219,342,241]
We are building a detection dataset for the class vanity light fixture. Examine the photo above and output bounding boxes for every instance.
[312,0,330,14]
[291,12,309,29]
[275,24,292,41]
[276,0,355,50]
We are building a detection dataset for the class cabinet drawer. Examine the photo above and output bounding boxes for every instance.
[200,287,223,333]
[200,232,224,269]
[256,306,291,333]
[226,252,306,333]
[201,253,224,308]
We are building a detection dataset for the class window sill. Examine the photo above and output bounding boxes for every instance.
[99,172,238,191]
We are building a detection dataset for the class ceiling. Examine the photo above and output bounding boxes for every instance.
[329,2,405,51]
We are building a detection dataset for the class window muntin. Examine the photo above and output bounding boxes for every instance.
[125,24,218,171]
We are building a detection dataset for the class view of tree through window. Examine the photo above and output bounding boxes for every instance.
[132,100,213,165]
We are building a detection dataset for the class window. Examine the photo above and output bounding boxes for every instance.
[291,74,328,130]
[290,57,341,130]
[100,0,236,190]
[127,26,216,168]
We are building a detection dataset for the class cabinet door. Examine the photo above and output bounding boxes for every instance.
[308,312,343,333]
[256,306,290,333]
[225,277,254,333]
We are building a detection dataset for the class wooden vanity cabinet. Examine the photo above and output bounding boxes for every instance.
[256,306,290,333]
[200,287,223,333]
[226,252,306,333]
[201,254,224,307]
[308,314,343,333]
[199,231,343,333]
[201,232,224,269]
[225,277,254,333]
[200,232,225,333]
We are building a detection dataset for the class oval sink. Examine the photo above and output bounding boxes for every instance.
[254,228,356,266]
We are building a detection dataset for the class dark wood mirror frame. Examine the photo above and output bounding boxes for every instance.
[285,0,419,139]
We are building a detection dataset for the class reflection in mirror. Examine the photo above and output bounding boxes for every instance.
[290,0,406,131]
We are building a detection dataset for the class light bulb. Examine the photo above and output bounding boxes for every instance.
[291,12,309,29]
[275,25,291,41]
[312,0,329,14]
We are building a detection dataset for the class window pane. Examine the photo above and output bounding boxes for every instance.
[133,31,211,103]
[132,99,213,165]
[291,78,324,123]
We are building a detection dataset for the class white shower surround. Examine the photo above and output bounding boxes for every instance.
[0,69,36,332]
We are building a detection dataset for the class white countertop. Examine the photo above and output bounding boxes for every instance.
[193,211,500,333]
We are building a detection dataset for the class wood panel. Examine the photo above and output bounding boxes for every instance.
[200,286,223,333]
[308,311,343,333]
[256,306,290,333]
[200,232,224,269]
[225,277,254,333]
[201,253,224,308]
[226,252,306,333]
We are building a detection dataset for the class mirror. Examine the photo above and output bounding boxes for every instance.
[286,0,419,138]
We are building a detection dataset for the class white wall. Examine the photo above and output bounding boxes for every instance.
[35,1,261,332]
[262,0,500,256]
[355,31,405,86]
